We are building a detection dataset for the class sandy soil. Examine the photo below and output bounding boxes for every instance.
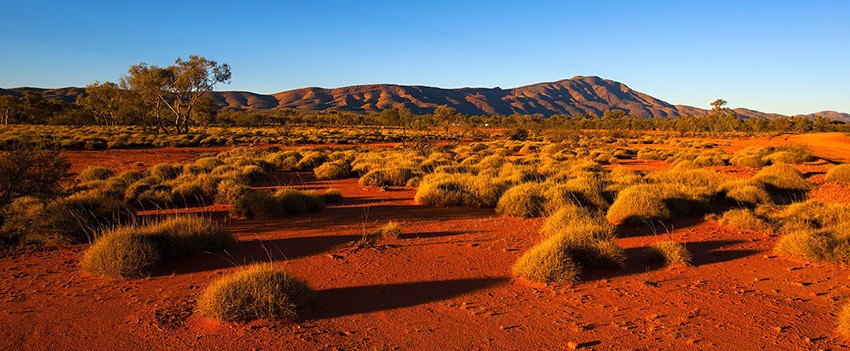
[3,134,850,350]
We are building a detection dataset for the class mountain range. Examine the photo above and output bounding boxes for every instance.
[2,76,848,122]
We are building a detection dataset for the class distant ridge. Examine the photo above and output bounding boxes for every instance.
[2,76,848,121]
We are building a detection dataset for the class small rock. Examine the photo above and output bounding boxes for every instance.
[567,341,579,349]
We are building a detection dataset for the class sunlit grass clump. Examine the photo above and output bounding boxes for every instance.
[718,208,772,231]
[839,302,850,339]
[230,188,326,218]
[513,212,624,284]
[196,264,312,322]
[825,164,850,182]
[753,164,810,192]
[76,166,114,182]
[80,216,234,278]
[496,182,548,218]
[645,240,692,266]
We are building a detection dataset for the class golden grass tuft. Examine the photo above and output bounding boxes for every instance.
[76,166,114,182]
[718,208,772,232]
[513,214,624,284]
[753,164,810,192]
[80,216,233,277]
[774,226,850,264]
[825,164,850,182]
[196,264,312,322]
[645,240,692,266]
[496,182,548,218]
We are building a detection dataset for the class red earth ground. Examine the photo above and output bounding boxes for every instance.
[3,133,850,350]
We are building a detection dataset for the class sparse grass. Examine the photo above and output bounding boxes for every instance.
[379,221,402,239]
[825,164,850,182]
[722,180,772,207]
[645,241,692,266]
[196,263,312,322]
[80,216,234,277]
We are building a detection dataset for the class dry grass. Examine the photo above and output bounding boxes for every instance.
[196,264,312,322]
[774,227,850,264]
[76,166,114,182]
[718,209,772,232]
[825,164,850,182]
[645,241,692,266]
[839,302,850,339]
[496,182,548,218]
[513,213,624,284]
[80,216,233,277]
[754,164,810,192]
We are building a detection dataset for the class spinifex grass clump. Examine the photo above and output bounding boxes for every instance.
[196,264,312,322]
[76,166,114,182]
[772,201,850,264]
[753,164,811,193]
[825,164,850,182]
[645,241,692,266]
[718,208,772,231]
[80,216,234,278]
[513,211,624,284]
[496,182,548,218]
[230,188,326,219]
[839,302,850,339]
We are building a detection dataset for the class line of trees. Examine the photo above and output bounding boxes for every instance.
[0,55,847,135]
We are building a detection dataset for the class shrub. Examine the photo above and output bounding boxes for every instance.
[313,161,350,180]
[825,164,850,182]
[511,235,580,283]
[718,209,772,231]
[754,164,810,192]
[540,205,603,237]
[295,152,329,171]
[496,183,548,218]
[414,173,509,208]
[645,241,691,266]
[0,140,70,212]
[76,166,114,182]
[196,264,312,322]
[81,216,233,277]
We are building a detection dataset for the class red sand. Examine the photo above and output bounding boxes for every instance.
[3,133,850,350]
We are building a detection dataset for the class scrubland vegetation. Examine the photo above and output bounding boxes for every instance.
[3,124,850,336]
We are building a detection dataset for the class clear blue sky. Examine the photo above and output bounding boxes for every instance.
[1,1,848,115]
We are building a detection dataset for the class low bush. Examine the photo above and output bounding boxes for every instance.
[81,216,233,277]
[196,263,312,322]
[774,227,850,264]
[215,179,250,204]
[722,180,772,207]
[645,241,692,266]
[150,163,183,180]
[359,167,422,187]
[606,184,707,225]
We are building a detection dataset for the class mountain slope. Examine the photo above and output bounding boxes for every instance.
[2,77,847,121]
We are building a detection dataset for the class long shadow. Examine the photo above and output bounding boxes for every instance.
[309,277,509,320]
[159,234,360,276]
[614,217,706,237]
[224,204,495,233]
[581,239,758,282]
[686,239,759,266]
